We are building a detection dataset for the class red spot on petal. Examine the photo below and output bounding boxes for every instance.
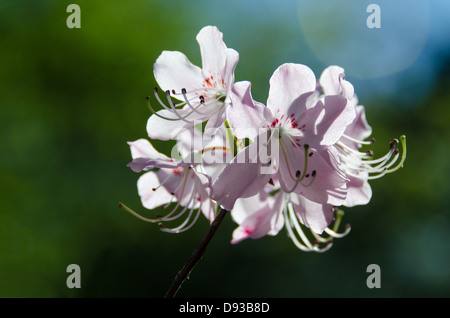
[243,227,253,236]
[173,167,183,175]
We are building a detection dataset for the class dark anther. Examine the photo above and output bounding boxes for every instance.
[370,138,376,144]
[181,88,187,94]
[389,139,398,149]
[296,170,301,178]
[305,174,310,178]
[172,89,176,95]
[152,188,157,191]
[154,87,159,93]
[311,170,316,177]
[309,152,314,157]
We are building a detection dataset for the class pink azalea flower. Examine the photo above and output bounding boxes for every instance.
[318,66,407,207]
[213,63,355,211]
[146,26,239,140]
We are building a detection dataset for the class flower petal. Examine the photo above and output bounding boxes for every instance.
[196,26,228,76]
[343,175,372,207]
[127,139,180,172]
[227,81,273,140]
[146,108,203,141]
[231,191,284,244]
[290,194,335,234]
[267,63,316,115]
[316,95,356,147]
[223,48,239,97]
[153,50,203,95]
[212,135,272,210]
[319,65,354,100]
[342,105,373,149]
[137,171,173,210]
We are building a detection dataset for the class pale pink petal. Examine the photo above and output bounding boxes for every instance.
[342,105,373,149]
[127,139,180,172]
[319,65,354,100]
[196,26,228,76]
[146,108,204,141]
[212,136,272,210]
[223,48,239,96]
[204,107,226,137]
[156,168,197,207]
[231,191,283,244]
[290,194,335,234]
[267,63,316,115]
[227,81,273,140]
[343,175,372,207]
[128,139,169,161]
[153,51,203,96]
[315,95,356,148]
[137,171,173,210]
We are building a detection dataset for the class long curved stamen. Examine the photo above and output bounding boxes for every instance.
[145,95,194,122]
[283,203,334,253]
[146,88,202,123]
[164,90,194,124]
[385,135,407,173]
[180,88,211,116]
[310,208,351,246]
[118,202,161,223]
[181,88,225,117]
[283,204,313,252]
[156,167,192,221]
[341,134,375,146]
[200,146,231,155]
[287,203,314,250]
[338,135,406,180]
[300,170,316,187]
[278,140,312,193]
[278,170,303,193]
[159,183,205,233]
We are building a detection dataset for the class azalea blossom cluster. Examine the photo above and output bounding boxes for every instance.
[124,26,406,252]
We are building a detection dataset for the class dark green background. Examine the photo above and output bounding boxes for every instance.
[1,0,449,297]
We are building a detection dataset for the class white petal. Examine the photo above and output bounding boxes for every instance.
[290,194,335,234]
[137,172,173,210]
[227,81,272,140]
[267,63,316,115]
[153,51,203,95]
[196,26,228,76]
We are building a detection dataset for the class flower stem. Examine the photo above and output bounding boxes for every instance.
[164,208,228,298]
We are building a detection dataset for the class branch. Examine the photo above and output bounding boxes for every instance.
[164,208,228,298]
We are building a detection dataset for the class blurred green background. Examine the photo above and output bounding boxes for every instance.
[1,0,450,298]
